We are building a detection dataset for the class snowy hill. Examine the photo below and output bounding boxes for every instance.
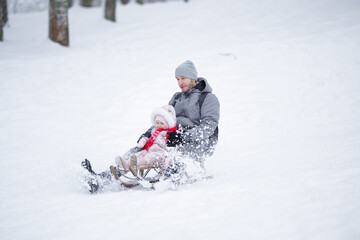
[1,0,360,239]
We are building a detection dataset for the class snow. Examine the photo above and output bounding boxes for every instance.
[1,0,360,239]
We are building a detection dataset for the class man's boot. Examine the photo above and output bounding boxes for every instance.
[110,166,121,180]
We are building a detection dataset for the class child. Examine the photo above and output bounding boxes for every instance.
[115,105,177,177]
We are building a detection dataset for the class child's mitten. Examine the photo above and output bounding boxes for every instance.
[137,137,149,148]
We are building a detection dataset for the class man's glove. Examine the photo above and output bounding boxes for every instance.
[167,131,182,147]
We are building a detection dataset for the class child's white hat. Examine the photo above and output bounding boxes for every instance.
[151,105,176,129]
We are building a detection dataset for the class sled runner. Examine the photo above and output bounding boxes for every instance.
[110,162,165,188]
[81,158,213,193]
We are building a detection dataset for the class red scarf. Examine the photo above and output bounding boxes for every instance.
[142,127,178,151]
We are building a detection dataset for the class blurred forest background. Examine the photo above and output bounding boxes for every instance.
[0,0,188,44]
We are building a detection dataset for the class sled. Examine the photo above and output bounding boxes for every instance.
[81,158,213,193]
[109,163,165,188]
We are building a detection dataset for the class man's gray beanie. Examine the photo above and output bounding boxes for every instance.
[175,60,198,80]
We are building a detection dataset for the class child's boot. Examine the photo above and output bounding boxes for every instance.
[110,166,120,180]
[115,156,129,173]
[129,155,138,177]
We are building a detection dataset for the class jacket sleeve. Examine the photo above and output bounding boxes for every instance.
[182,93,220,143]
[137,126,154,143]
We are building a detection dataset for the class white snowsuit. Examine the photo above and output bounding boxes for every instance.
[134,130,172,168]
[127,105,177,169]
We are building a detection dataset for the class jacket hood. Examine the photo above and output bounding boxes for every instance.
[151,105,177,129]
[195,77,212,93]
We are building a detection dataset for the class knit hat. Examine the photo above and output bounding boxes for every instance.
[175,60,198,80]
[151,105,176,129]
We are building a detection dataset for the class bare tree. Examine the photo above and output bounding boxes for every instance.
[135,0,174,4]
[49,0,69,46]
[80,0,101,7]
[0,15,2,41]
[0,0,6,41]
[105,0,116,22]
[1,0,7,24]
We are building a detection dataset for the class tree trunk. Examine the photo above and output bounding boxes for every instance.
[80,0,101,7]
[0,0,3,41]
[1,0,7,25]
[67,0,73,8]
[136,0,144,4]
[0,16,3,42]
[105,0,116,22]
[120,0,130,4]
[80,0,92,7]
[49,0,69,46]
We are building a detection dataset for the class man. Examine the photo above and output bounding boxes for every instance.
[168,60,220,160]
[140,60,220,161]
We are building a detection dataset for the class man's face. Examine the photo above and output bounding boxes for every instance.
[176,76,197,93]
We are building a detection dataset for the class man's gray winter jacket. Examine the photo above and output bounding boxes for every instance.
[169,77,220,158]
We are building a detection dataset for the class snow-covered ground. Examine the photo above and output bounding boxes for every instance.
[1,0,360,239]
